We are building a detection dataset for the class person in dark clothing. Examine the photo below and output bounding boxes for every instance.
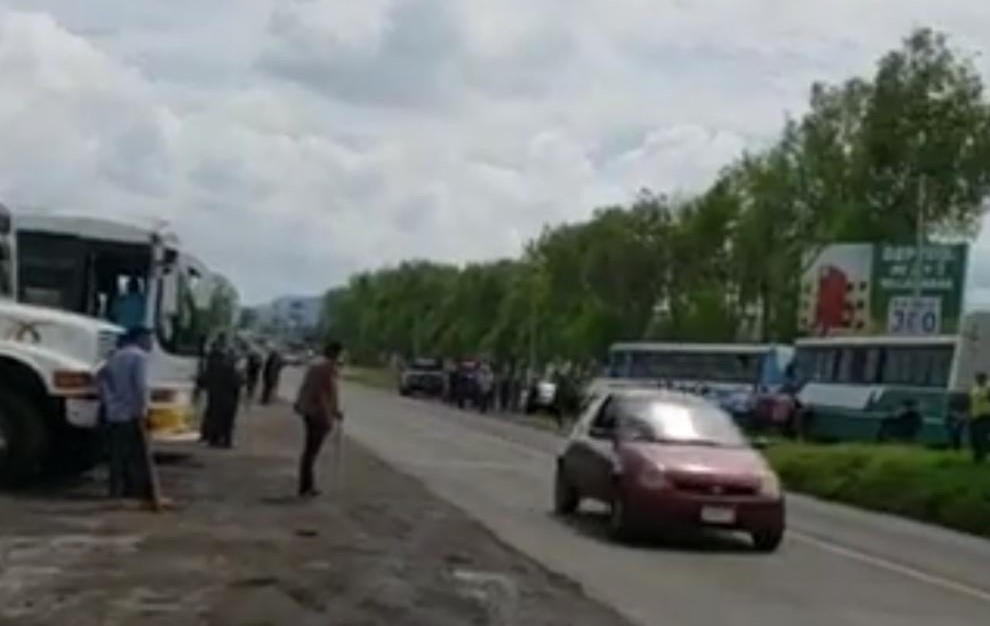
[96,327,165,509]
[261,349,284,405]
[877,399,923,444]
[199,338,242,448]
[969,372,990,463]
[294,341,343,498]
[498,364,513,413]
[244,350,263,404]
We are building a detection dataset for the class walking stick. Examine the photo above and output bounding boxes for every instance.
[138,420,168,511]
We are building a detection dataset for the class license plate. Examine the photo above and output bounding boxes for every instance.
[700,506,736,525]
[65,399,100,427]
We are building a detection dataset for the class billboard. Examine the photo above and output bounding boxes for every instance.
[798,242,968,337]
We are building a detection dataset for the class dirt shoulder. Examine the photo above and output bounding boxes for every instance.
[0,401,631,626]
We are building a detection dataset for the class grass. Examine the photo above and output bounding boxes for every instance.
[341,366,398,389]
[765,442,990,538]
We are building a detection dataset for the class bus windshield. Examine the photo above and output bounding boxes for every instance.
[794,343,954,389]
[609,348,765,384]
[15,230,152,324]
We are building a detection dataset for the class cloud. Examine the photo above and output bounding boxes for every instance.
[0,1,989,305]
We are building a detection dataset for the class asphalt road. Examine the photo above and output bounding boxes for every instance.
[284,372,990,626]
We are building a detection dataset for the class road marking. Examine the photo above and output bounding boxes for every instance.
[791,531,990,604]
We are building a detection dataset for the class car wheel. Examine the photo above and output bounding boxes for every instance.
[608,488,636,542]
[553,466,580,515]
[751,528,785,553]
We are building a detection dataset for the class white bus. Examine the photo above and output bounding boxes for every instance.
[792,311,990,443]
[601,342,795,416]
[0,208,218,484]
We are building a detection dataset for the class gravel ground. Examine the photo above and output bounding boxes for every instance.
[0,401,632,626]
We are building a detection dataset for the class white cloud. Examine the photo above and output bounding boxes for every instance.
[0,1,989,304]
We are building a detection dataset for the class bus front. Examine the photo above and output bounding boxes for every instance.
[604,342,775,416]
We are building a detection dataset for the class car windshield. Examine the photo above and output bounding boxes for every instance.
[615,397,747,448]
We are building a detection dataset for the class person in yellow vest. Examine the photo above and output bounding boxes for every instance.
[968,372,990,463]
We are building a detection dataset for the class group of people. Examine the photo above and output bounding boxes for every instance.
[196,336,285,449]
[94,329,344,511]
[442,360,585,426]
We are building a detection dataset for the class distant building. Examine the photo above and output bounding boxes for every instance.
[248,295,321,334]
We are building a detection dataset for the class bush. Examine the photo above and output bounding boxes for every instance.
[765,443,990,538]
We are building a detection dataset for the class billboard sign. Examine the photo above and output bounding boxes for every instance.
[798,242,968,337]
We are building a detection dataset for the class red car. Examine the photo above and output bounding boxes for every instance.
[553,387,785,551]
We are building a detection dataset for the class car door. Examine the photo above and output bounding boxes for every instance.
[562,393,618,503]
[559,393,607,496]
[583,396,621,501]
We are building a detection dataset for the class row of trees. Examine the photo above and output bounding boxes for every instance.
[321,29,990,365]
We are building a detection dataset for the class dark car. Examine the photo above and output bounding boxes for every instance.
[553,387,785,551]
[399,357,446,397]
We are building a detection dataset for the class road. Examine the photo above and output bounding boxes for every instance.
[285,373,990,626]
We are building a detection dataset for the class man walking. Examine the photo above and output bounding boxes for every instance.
[969,372,990,463]
[294,341,343,498]
[261,348,284,405]
[244,349,263,405]
[96,327,164,509]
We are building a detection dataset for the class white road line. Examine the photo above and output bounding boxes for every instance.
[791,531,990,605]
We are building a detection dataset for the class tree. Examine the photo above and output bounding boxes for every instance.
[318,28,990,362]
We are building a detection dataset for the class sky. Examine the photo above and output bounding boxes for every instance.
[1,1,989,305]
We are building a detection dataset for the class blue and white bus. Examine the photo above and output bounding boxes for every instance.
[601,342,795,416]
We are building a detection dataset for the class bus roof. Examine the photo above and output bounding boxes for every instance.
[14,213,178,247]
[795,334,956,347]
[609,342,773,355]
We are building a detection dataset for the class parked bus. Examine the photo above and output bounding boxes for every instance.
[602,342,795,417]
[792,311,990,444]
[0,209,220,484]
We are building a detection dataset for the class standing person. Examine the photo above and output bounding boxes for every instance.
[261,348,284,405]
[199,336,242,448]
[96,327,164,509]
[968,372,990,463]
[498,363,513,413]
[294,341,344,498]
[244,349,263,405]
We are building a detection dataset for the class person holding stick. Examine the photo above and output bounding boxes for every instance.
[96,327,168,511]
[294,341,344,498]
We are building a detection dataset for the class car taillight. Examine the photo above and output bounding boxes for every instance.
[53,370,94,391]
[638,464,671,490]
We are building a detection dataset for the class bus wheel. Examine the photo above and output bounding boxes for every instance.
[0,387,50,488]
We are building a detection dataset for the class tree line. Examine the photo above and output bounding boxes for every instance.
[321,29,990,366]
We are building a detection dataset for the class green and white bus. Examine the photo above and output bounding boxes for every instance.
[792,311,990,444]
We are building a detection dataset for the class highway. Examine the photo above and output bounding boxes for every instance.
[286,375,990,626]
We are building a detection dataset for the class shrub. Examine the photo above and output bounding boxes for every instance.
[765,443,990,538]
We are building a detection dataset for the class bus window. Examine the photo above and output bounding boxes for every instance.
[880,346,953,388]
